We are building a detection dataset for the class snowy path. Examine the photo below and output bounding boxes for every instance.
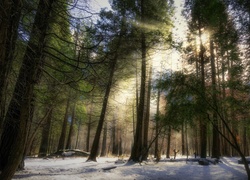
[13,156,247,180]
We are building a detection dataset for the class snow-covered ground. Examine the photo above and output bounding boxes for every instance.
[13,156,247,180]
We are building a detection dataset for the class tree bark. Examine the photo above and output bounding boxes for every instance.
[129,0,146,162]
[185,122,189,158]
[86,101,93,152]
[198,19,207,159]
[210,39,220,159]
[112,115,118,156]
[87,20,126,160]
[0,0,23,134]
[0,0,54,179]
[142,64,152,160]
[181,123,185,155]
[154,86,161,158]
[87,57,118,161]
[39,109,53,157]
[66,103,76,149]
[166,125,171,158]
[57,98,70,151]
[100,122,107,157]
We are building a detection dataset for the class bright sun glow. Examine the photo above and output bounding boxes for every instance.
[196,32,210,50]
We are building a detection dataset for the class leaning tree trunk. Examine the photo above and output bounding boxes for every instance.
[87,56,118,162]
[0,0,55,179]
[87,14,125,161]
[0,0,23,134]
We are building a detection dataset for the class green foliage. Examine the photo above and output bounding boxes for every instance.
[156,71,201,130]
[75,101,87,125]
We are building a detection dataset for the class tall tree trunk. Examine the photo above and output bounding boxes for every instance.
[243,126,248,155]
[75,121,81,149]
[185,122,189,158]
[210,39,220,159]
[198,19,207,159]
[0,0,23,134]
[66,103,76,149]
[0,0,54,179]
[57,98,70,151]
[86,100,93,152]
[118,129,123,156]
[142,64,152,160]
[39,109,53,157]
[154,86,161,158]
[87,57,118,161]
[166,125,171,158]
[229,60,238,156]
[129,0,146,162]
[112,115,118,156]
[181,123,185,155]
[87,16,125,160]
[100,122,107,157]
[221,56,230,156]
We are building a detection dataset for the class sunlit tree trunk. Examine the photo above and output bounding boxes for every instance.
[142,64,152,160]
[210,39,220,159]
[87,57,118,161]
[198,18,207,158]
[130,0,146,162]
[154,86,161,158]
[87,15,125,160]
[221,56,230,156]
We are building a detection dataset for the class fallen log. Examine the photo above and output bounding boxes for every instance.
[102,166,117,171]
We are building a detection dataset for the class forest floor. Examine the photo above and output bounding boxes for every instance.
[13,155,247,180]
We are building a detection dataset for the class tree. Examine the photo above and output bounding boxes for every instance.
[87,8,127,161]
[0,0,55,179]
[0,0,23,133]
[66,103,76,149]
[100,122,108,156]
[39,108,53,157]
[184,0,228,159]
[129,0,173,162]
[57,97,70,151]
